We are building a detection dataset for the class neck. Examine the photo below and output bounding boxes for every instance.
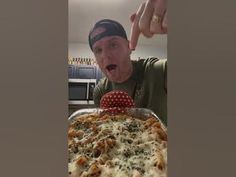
[116,61,133,83]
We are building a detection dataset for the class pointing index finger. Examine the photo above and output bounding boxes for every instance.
[129,3,145,50]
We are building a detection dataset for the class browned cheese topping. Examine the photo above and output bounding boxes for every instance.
[68,113,167,177]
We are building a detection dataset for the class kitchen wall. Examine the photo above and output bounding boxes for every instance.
[69,42,167,61]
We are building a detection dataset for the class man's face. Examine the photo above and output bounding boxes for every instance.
[92,36,132,83]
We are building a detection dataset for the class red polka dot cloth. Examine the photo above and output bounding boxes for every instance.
[100,90,135,115]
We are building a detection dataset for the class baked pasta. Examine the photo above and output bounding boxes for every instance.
[68,111,167,177]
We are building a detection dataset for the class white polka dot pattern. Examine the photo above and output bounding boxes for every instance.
[100,90,135,114]
[100,90,135,109]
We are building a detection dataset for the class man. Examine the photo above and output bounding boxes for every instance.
[88,19,167,125]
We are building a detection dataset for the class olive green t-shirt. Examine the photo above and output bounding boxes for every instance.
[93,58,167,125]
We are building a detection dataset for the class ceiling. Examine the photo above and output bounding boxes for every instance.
[69,0,167,48]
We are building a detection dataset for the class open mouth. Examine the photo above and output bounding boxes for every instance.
[106,64,117,71]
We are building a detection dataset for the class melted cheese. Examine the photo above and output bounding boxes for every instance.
[68,114,167,177]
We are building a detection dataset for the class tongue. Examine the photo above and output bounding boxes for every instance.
[107,64,117,71]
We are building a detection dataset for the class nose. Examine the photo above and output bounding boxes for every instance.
[101,47,112,60]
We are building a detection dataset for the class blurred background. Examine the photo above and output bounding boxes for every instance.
[68,0,167,114]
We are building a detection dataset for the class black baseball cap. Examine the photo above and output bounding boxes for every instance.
[88,19,128,50]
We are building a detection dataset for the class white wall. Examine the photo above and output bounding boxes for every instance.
[132,44,167,60]
[69,42,167,61]
[69,43,94,59]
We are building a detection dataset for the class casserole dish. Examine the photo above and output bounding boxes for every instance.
[68,108,167,177]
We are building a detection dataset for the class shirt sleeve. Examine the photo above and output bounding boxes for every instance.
[164,60,167,93]
[159,59,167,93]
[151,58,167,93]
